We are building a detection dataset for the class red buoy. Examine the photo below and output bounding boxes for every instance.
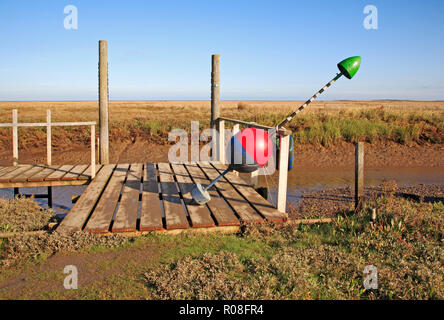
[228,128,272,172]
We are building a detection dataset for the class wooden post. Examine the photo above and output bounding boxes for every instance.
[98,40,109,165]
[250,170,258,188]
[355,142,364,210]
[277,133,289,213]
[232,124,240,136]
[47,186,52,208]
[46,109,51,166]
[12,109,18,166]
[232,124,239,176]
[218,119,225,164]
[91,125,96,179]
[211,54,220,129]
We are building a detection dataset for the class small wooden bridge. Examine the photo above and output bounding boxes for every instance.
[56,162,286,234]
[0,49,290,235]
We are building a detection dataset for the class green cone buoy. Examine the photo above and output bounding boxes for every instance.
[337,56,361,79]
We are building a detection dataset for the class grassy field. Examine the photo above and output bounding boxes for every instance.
[0,100,443,148]
[0,193,442,299]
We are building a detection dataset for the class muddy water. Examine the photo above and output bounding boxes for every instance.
[257,166,444,206]
[0,167,443,215]
[0,185,87,216]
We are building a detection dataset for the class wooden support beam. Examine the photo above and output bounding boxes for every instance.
[249,170,258,188]
[91,124,96,179]
[277,134,289,213]
[355,142,364,211]
[218,119,225,164]
[12,109,18,166]
[46,109,51,166]
[47,186,52,208]
[232,124,239,176]
[217,117,273,131]
[99,40,109,165]
[211,54,220,129]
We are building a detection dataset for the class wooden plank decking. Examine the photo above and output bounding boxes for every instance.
[58,162,287,234]
[0,164,101,188]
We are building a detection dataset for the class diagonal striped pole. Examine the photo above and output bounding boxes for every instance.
[276,72,343,130]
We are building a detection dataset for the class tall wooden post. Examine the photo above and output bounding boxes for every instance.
[98,40,109,164]
[211,54,220,161]
[211,54,220,129]
[355,142,364,210]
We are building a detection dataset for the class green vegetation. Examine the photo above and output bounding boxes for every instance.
[1,106,442,149]
[115,108,444,146]
[252,108,444,146]
[0,194,442,299]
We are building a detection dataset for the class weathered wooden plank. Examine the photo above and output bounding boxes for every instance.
[84,164,129,233]
[0,179,88,189]
[0,166,28,179]
[0,166,11,175]
[140,163,163,231]
[157,163,189,230]
[172,164,215,228]
[185,163,240,226]
[44,165,75,181]
[198,163,264,223]
[212,162,287,223]
[28,165,62,182]
[80,164,103,180]
[0,165,34,183]
[61,164,89,181]
[112,163,142,233]
[10,165,46,183]
[57,164,115,234]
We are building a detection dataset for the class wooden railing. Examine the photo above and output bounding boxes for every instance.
[215,117,290,213]
[0,109,97,179]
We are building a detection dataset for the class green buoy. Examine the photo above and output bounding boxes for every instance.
[275,56,361,129]
[337,56,361,79]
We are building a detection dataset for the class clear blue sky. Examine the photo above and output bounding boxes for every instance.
[0,0,443,100]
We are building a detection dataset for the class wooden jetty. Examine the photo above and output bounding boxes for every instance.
[57,162,287,234]
[0,48,290,236]
[0,164,98,188]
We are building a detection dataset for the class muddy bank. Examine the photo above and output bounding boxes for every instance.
[0,140,443,168]
[289,184,444,219]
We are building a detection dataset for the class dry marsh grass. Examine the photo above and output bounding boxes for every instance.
[0,197,56,233]
[0,100,443,147]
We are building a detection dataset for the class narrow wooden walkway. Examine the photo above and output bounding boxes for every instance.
[57,162,287,234]
[0,164,99,188]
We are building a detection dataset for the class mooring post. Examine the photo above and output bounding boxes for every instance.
[98,40,109,165]
[211,54,220,129]
[355,142,364,211]
[12,109,18,166]
[211,54,220,161]
[46,109,51,166]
